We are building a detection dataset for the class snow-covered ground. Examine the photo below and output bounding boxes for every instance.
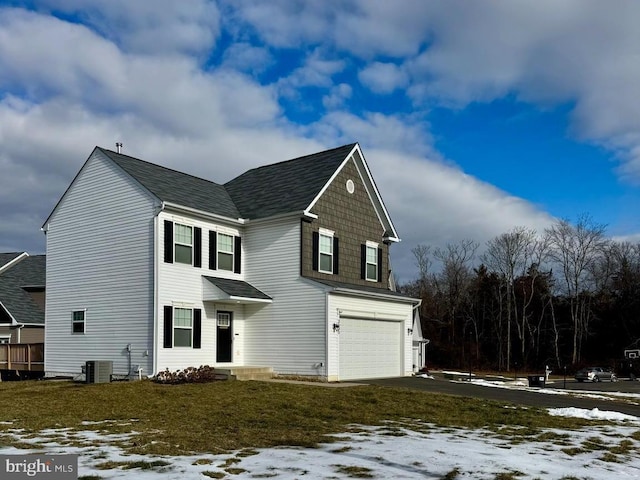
[2,379,640,479]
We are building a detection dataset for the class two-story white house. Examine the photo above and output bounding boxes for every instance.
[43,143,420,381]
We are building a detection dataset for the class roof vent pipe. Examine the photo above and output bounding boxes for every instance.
[116,142,123,153]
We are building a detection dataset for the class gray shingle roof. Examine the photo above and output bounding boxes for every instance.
[96,144,357,221]
[310,278,415,300]
[203,276,271,300]
[0,255,46,325]
[224,143,356,219]
[0,252,23,271]
[98,148,241,219]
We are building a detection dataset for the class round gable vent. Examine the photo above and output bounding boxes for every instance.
[346,179,355,194]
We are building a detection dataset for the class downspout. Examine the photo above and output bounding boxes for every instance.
[152,202,165,376]
[324,291,329,380]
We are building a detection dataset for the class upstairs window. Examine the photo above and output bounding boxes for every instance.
[312,229,339,275]
[164,221,201,267]
[72,310,85,334]
[319,232,334,273]
[174,223,193,265]
[208,231,241,273]
[217,233,234,271]
[361,242,382,282]
[365,245,378,281]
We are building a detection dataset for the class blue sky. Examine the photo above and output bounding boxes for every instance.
[1,1,639,281]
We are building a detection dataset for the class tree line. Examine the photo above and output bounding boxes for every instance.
[399,215,640,373]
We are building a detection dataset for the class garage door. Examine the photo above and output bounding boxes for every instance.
[339,317,402,380]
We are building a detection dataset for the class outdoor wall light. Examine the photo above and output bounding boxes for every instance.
[407,328,413,335]
[332,323,340,333]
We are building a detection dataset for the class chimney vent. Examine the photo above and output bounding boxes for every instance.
[116,142,123,153]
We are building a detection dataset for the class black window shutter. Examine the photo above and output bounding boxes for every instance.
[193,308,201,349]
[312,231,319,271]
[163,306,173,348]
[164,220,173,263]
[377,248,383,282]
[234,236,242,274]
[333,237,339,275]
[193,227,202,267]
[209,231,217,270]
[360,244,366,279]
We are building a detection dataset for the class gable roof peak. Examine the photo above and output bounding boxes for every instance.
[224,143,358,220]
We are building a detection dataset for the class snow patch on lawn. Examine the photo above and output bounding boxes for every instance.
[2,415,640,479]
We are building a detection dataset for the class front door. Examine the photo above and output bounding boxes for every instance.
[216,311,233,363]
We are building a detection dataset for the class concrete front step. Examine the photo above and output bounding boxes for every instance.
[215,366,273,381]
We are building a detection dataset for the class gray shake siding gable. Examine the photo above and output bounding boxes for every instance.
[301,157,389,286]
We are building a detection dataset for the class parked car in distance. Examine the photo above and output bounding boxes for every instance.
[575,367,617,382]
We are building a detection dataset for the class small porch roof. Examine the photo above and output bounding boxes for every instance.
[202,276,272,304]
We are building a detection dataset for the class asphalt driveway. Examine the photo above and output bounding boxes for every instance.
[355,373,640,418]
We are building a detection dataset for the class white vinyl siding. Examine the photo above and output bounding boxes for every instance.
[243,217,327,376]
[45,150,156,377]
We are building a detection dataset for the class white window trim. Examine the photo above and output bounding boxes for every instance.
[173,307,193,348]
[0,335,10,344]
[174,222,194,266]
[217,232,235,272]
[365,241,379,282]
[72,309,86,335]
[318,228,334,274]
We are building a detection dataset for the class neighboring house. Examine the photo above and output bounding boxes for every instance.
[411,310,430,372]
[43,143,420,381]
[0,252,46,344]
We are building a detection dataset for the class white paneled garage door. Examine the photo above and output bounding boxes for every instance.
[339,317,402,380]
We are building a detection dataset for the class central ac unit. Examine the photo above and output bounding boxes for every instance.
[85,360,113,383]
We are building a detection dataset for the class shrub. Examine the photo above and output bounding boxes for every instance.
[153,365,223,384]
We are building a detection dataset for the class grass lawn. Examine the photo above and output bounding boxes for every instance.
[0,379,601,456]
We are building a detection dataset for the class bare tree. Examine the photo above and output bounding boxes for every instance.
[412,244,432,293]
[482,227,536,370]
[434,240,478,362]
[546,215,608,364]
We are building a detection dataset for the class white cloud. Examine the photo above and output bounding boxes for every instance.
[3,1,637,282]
[322,83,352,110]
[220,42,273,74]
[278,49,345,90]
[37,0,220,55]
[364,148,555,281]
[226,0,337,49]
[313,111,433,158]
[231,1,640,184]
[358,62,408,94]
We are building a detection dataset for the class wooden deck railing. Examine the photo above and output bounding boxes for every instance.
[0,343,45,372]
